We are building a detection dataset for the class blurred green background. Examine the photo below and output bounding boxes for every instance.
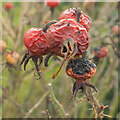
[1,2,119,118]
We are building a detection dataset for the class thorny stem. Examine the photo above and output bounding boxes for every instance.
[84,86,104,119]
[48,83,66,116]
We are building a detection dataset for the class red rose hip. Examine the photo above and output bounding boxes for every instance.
[59,8,92,31]
[5,2,13,10]
[46,0,60,8]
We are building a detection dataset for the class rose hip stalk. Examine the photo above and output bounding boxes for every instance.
[46,19,90,79]
[59,7,92,31]
[20,28,50,76]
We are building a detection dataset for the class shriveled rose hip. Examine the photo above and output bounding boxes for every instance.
[112,25,120,35]
[23,28,49,56]
[66,57,97,95]
[5,51,19,65]
[59,8,92,31]
[46,19,90,57]
[93,46,108,58]
[0,40,7,53]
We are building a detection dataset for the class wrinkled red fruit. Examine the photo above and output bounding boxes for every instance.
[5,2,13,10]
[46,0,60,8]
[93,46,108,58]
[46,19,90,57]
[59,8,92,31]
[23,28,50,56]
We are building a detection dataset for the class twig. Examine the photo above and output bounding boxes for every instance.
[24,90,49,118]
[15,3,30,50]
[1,85,25,116]
[48,83,66,117]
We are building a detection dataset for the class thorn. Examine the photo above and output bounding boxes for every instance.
[39,68,45,72]
[102,113,112,118]
[79,98,87,104]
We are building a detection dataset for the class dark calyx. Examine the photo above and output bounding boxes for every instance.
[67,57,96,75]
[73,80,97,96]
[94,47,101,52]
[20,51,43,79]
[93,56,100,65]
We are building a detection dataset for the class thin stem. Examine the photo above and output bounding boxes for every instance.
[24,91,49,118]
[84,87,103,119]
[48,83,66,117]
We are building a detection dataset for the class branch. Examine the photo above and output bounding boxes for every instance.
[84,87,103,119]
[48,83,66,117]
[24,90,49,118]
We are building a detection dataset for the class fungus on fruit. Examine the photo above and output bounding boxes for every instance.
[46,19,90,79]
[66,56,97,96]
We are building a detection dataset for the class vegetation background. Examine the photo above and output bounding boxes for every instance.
[1,1,119,118]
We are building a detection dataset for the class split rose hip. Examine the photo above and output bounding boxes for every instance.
[5,51,19,65]
[46,19,90,57]
[66,57,97,95]
[5,2,13,10]
[46,0,60,8]
[59,8,92,31]
[46,19,90,79]
[0,40,7,53]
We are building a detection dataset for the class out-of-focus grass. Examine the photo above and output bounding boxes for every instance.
[1,2,119,118]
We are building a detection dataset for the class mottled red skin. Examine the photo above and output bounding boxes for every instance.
[46,19,90,57]
[112,25,120,35]
[66,58,96,80]
[93,46,108,58]
[59,8,92,31]
[23,28,50,56]
[46,0,60,8]
[5,2,13,10]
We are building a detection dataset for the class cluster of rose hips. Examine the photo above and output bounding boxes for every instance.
[0,40,19,68]
[20,7,100,95]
